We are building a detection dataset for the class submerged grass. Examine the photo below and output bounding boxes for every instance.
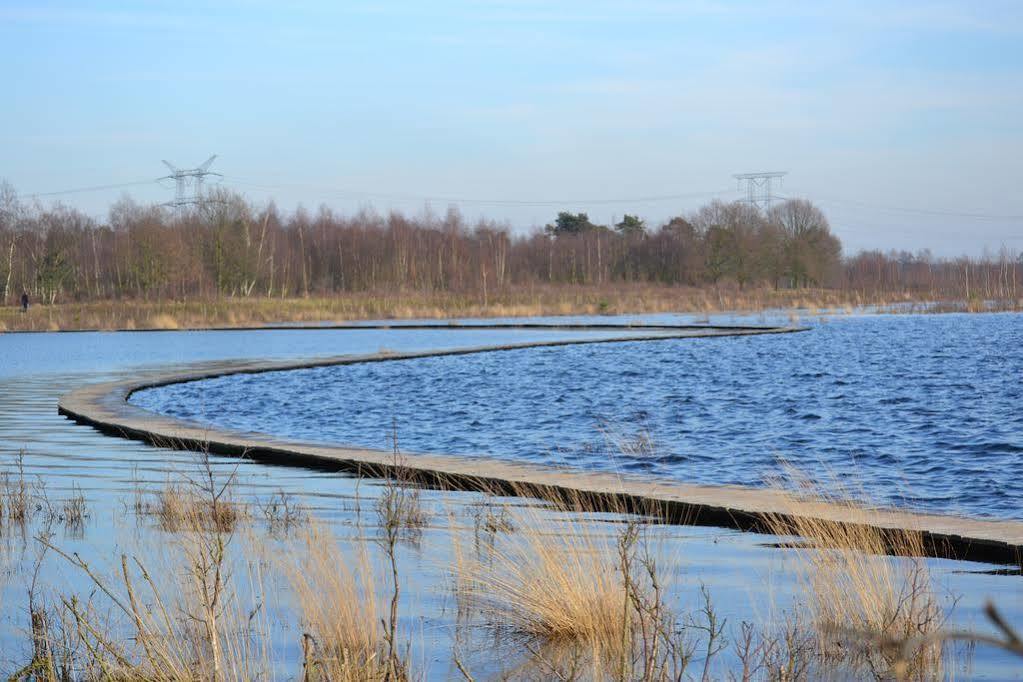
[444,473,985,681]
[26,511,271,679]
[452,495,689,680]
[461,512,629,647]
[136,482,246,533]
[6,451,1015,680]
[11,476,407,680]
[761,477,949,680]
[0,454,89,537]
[281,522,395,681]
[450,487,828,681]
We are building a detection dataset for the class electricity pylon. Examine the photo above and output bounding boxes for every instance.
[733,171,787,212]
[160,155,220,209]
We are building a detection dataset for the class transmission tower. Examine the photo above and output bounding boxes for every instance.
[733,171,787,212]
[159,155,220,209]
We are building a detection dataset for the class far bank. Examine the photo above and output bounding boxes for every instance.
[3,283,1020,332]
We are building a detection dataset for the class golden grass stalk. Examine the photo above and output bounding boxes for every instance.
[281,521,397,681]
[0,454,32,529]
[452,490,693,680]
[29,452,273,680]
[4,284,1006,332]
[134,480,246,533]
[761,479,946,680]
[35,519,272,679]
[466,515,627,647]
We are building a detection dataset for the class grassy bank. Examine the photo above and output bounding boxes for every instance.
[2,285,1017,332]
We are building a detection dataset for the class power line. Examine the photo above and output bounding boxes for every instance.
[18,174,1023,224]
[218,175,738,207]
[17,174,739,207]
[20,180,158,199]
[779,190,1023,222]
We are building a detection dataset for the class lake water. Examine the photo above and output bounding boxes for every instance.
[133,313,1023,520]
[1,313,1021,678]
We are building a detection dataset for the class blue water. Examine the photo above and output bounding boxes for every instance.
[0,316,1019,678]
[131,313,1023,520]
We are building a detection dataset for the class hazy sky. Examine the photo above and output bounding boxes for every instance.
[2,1,1021,256]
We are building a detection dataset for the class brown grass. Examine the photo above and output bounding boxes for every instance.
[23,457,272,680]
[0,284,970,332]
[0,454,90,536]
[4,454,990,680]
[280,522,394,681]
[452,490,699,680]
[7,476,982,681]
[761,479,947,681]
[0,465,32,528]
[136,482,246,533]
[448,476,967,680]
[461,513,628,647]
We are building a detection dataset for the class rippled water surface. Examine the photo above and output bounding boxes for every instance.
[133,313,1023,519]
[2,314,1022,677]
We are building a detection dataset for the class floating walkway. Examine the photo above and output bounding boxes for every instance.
[56,323,1023,566]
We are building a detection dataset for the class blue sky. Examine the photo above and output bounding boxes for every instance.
[2,0,1021,255]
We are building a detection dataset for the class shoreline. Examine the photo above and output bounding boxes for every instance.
[4,286,1019,332]
[3,320,782,335]
[55,324,1023,566]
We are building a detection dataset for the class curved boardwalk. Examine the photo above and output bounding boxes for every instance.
[56,324,1023,566]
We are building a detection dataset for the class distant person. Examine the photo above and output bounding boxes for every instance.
[20,292,28,312]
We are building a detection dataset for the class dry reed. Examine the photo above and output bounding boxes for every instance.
[761,478,947,681]
[0,454,90,538]
[135,481,246,533]
[23,456,273,680]
[452,489,698,681]
[2,449,1001,680]
[280,522,396,681]
[3,284,1000,332]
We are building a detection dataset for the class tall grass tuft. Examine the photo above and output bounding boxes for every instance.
[465,512,627,647]
[762,478,947,680]
[281,522,395,681]
[147,482,245,533]
[26,452,273,680]
[453,490,695,680]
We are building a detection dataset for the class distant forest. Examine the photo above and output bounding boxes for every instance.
[0,182,1019,305]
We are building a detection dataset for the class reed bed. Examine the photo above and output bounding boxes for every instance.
[2,454,1016,680]
[449,488,817,681]
[760,479,948,680]
[14,455,273,680]
[0,454,90,536]
[2,284,1004,332]
[20,512,272,679]
[279,522,395,681]
[459,511,630,646]
[135,482,246,533]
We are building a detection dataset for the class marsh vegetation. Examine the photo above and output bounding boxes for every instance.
[2,320,1019,679]
[0,448,1014,681]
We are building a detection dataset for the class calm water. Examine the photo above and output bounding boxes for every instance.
[0,324,671,676]
[134,313,1023,520]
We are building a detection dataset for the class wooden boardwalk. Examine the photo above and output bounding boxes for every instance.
[56,325,1023,566]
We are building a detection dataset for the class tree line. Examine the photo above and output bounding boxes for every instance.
[0,180,1019,305]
